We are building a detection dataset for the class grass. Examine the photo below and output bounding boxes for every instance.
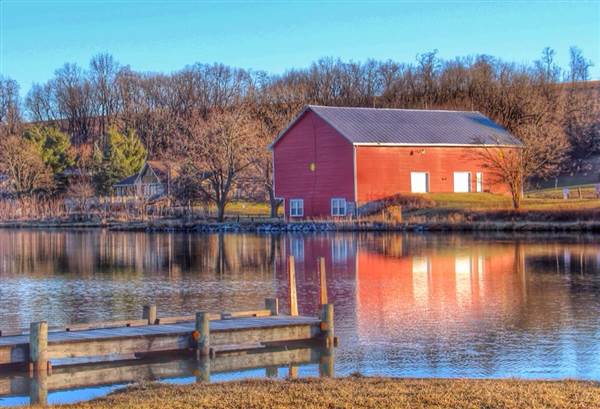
[423,189,600,212]
[219,190,600,222]
[226,187,600,219]
[223,201,274,216]
[47,377,600,409]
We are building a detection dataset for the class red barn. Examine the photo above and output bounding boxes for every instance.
[271,105,522,219]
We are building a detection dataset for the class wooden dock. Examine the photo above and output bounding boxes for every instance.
[0,256,336,405]
[0,298,334,371]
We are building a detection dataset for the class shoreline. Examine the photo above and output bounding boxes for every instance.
[45,376,600,409]
[2,219,600,233]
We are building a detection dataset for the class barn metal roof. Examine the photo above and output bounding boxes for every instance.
[272,105,523,148]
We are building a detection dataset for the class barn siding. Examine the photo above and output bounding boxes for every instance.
[355,145,513,203]
[273,111,355,219]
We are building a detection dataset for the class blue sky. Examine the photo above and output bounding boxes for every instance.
[1,1,599,94]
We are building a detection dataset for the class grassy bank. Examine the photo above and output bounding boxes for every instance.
[47,377,600,409]
[2,191,600,232]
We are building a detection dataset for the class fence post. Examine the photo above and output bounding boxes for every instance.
[318,257,328,305]
[288,256,298,316]
[265,298,279,316]
[29,322,48,373]
[195,312,210,359]
[142,305,157,325]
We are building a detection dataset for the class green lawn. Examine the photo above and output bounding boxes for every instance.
[423,190,600,212]
[224,201,274,216]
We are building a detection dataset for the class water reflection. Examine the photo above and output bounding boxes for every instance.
[0,346,332,406]
[0,229,599,384]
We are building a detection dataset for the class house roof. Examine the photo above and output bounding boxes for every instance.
[146,160,181,181]
[114,173,139,187]
[114,160,181,187]
[271,105,523,148]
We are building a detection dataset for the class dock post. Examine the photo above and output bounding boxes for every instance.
[195,312,210,359]
[288,256,298,316]
[321,304,334,347]
[142,305,157,325]
[265,298,279,316]
[196,357,211,383]
[29,322,48,373]
[266,366,278,378]
[29,372,48,406]
[319,345,335,378]
[318,257,328,305]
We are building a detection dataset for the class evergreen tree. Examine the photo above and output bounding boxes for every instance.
[109,127,146,178]
[92,126,147,195]
[23,126,74,175]
[91,142,116,195]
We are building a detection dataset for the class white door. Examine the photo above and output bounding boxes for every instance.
[476,172,483,192]
[454,172,471,192]
[411,172,428,193]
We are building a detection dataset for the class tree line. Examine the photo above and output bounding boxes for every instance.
[0,47,598,217]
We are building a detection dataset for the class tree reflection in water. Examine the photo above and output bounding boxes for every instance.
[0,230,599,380]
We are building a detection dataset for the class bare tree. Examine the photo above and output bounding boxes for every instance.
[247,81,304,216]
[0,135,53,195]
[53,63,95,143]
[186,109,259,221]
[66,175,95,214]
[478,122,569,209]
[535,47,561,82]
[0,77,21,137]
[25,82,58,123]
[90,53,121,137]
[568,46,593,82]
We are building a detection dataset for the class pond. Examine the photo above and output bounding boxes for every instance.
[0,229,599,405]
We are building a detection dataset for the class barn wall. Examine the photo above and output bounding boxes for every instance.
[355,145,515,203]
[273,111,355,219]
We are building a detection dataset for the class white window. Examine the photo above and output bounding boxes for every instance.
[453,172,471,192]
[476,172,483,192]
[331,198,347,216]
[289,199,304,217]
[411,172,429,193]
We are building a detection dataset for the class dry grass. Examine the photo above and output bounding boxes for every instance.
[48,377,600,409]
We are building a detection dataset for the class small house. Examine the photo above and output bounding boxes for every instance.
[114,161,180,200]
